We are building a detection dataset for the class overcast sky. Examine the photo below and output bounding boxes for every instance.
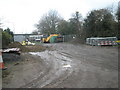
[0,0,119,34]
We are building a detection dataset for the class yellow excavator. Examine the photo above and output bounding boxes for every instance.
[42,34,63,43]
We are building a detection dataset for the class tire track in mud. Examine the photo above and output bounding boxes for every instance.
[41,51,74,88]
[20,50,74,88]
[36,43,118,88]
[58,50,118,71]
[20,56,52,88]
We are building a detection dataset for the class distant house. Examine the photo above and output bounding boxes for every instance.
[14,34,43,42]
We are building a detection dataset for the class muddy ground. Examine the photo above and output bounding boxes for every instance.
[2,43,118,88]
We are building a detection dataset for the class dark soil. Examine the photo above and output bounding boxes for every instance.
[2,42,48,81]
[8,42,48,52]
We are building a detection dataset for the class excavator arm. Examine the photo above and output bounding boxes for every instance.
[46,34,58,42]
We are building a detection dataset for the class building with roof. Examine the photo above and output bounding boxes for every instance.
[14,34,43,42]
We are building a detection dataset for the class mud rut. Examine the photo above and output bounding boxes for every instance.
[20,50,75,88]
[20,43,118,88]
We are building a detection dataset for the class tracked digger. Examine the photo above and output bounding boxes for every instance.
[42,34,63,43]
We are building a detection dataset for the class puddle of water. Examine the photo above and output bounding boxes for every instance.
[63,64,71,68]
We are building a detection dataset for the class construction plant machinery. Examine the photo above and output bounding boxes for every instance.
[42,34,63,43]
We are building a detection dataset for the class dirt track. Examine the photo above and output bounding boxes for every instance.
[2,43,118,88]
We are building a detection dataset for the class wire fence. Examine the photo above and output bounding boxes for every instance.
[63,34,76,42]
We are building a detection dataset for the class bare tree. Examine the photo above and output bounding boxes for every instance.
[32,29,39,34]
[36,10,62,34]
[69,11,84,42]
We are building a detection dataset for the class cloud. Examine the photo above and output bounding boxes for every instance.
[0,0,119,34]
